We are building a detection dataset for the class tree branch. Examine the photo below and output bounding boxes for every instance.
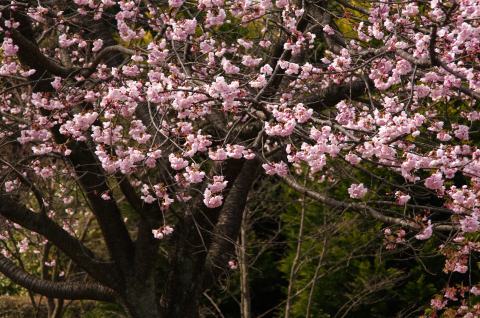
[0,253,116,301]
[280,175,454,232]
[303,78,371,110]
[206,159,261,271]
[80,45,135,78]
[0,195,120,288]
[9,28,77,78]
[65,141,134,276]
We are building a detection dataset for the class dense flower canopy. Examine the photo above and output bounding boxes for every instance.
[0,0,480,316]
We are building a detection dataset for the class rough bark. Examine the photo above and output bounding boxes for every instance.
[0,253,115,301]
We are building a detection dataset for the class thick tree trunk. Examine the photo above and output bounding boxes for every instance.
[122,298,161,318]
[122,279,161,318]
[161,239,203,318]
[122,273,201,318]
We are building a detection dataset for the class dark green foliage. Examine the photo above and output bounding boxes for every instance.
[213,177,448,318]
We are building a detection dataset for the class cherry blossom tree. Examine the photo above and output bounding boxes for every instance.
[0,0,479,316]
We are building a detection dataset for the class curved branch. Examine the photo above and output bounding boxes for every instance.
[5,9,133,81]
[9,28,77,78]
[304,79,371,111]
[0,195,120,288]
[80,45,135,78]
[0,253,116,301]
[207,159,261,271]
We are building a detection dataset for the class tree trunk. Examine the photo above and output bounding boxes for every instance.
[122,279,161,318]
[121,272,201,318]
[161,247,203,318]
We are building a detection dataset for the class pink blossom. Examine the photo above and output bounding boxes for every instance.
[415,220,433,240]
[454,125,469,140]
[140,184,156,203]
[91,122,123,145]
[226,144,245,159]
[260,64,273,75]
[4,179,19,193]
[276,0,288,8]
[250,75,267,88]
[323,25,335,35]
[117,148,145,174]
[453,263,468,273]
[430,298,446,310]
[221,58,240,74]
[265,121,296,137]
[51,77,62,90]
[205,9,226,27]
[44,259,56,267]
[122,65,140,77]
[237,39,252,49]
[18,238,29,253]
[209,148,228,161]
[395,191,411,205]
[152,225,174,239]
[92,39,103,52]
[183,133,212,157]
[424,172,444,190]
[293,104,313,123]
[262,161,289,177]
[58,34,76,48]
[242,55,262,67]
[348,183,368,199]
[169,154,189,170]
[437,131,452,141]
[283,62,300,75]
[470,286,480,296]
[402,3,419,16]
[1,37,18,57]
[203,189,223,208]
[129,120,151,144]
[228,260,238,270]
[183,165,205,184]
[168,0,184,8]
[444,287,458,301]
[394,59,412,76]
[345,153,361,165]
[242,149,256,160]
[145,150,162,168]
[460,215,479,233]
[63,196,74,205]
[208,176,228,193]
[171,19,197,41]
[60,112,99,141]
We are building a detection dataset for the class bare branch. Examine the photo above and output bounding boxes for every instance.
[0,195,120,288]
[0,253,116,301]
[280,175,455,232]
